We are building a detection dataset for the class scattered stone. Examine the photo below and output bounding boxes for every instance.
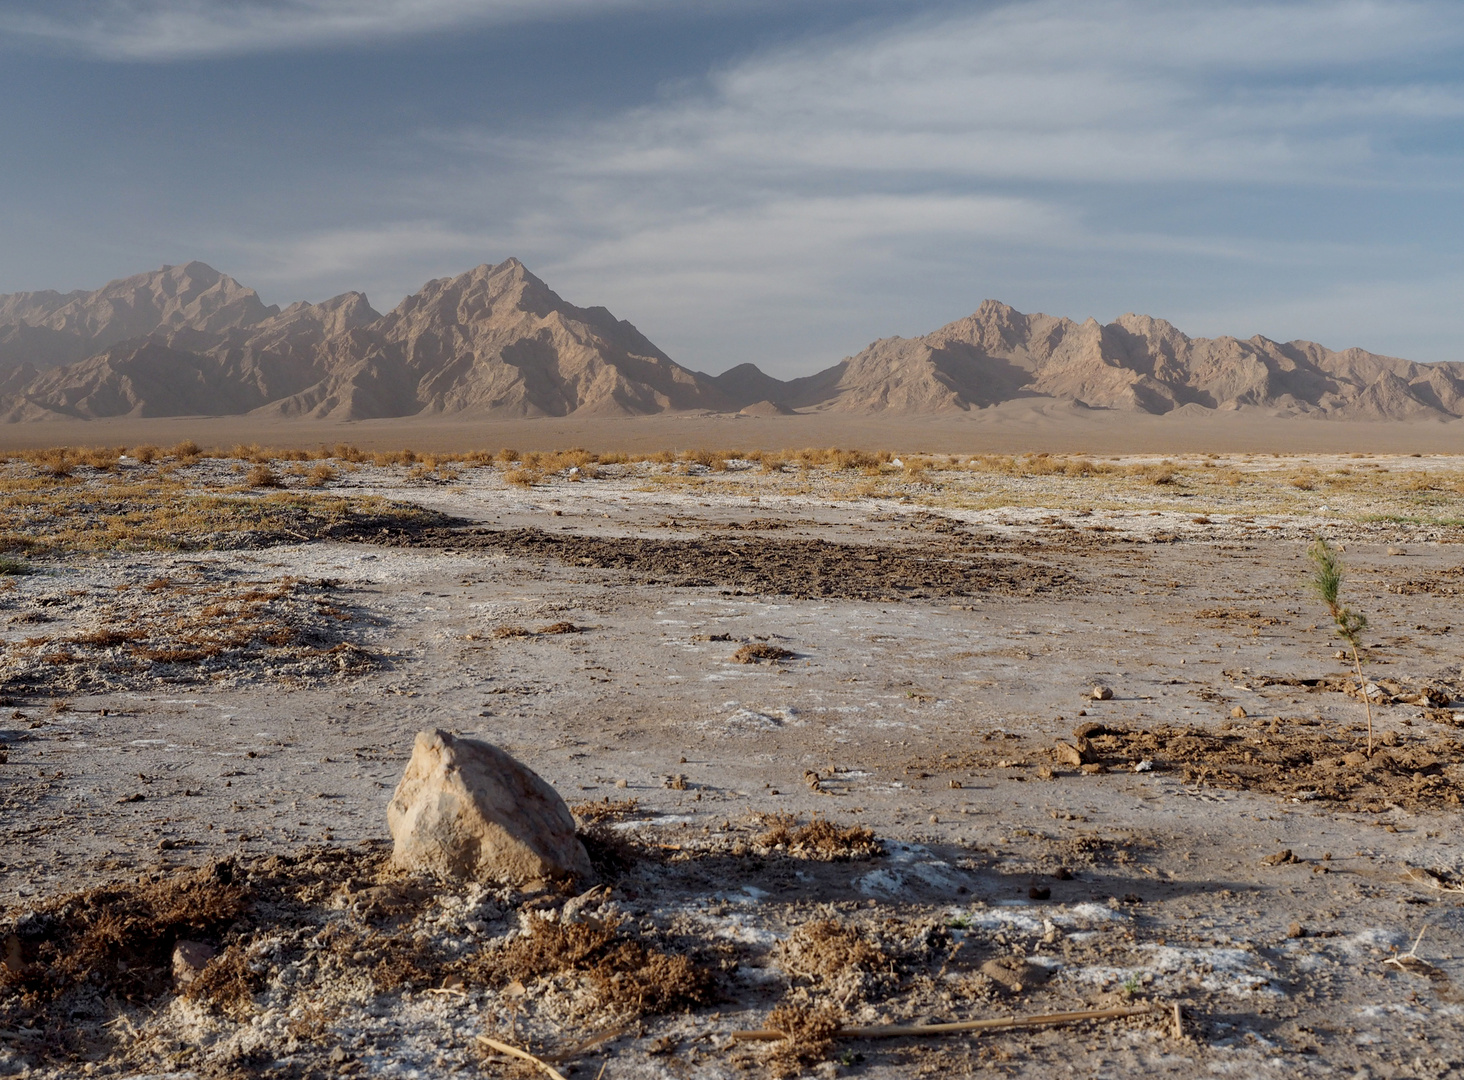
[1262,849,1298,867]
[1287,922,1306,938]
[979,956,1049,994]
[1054,741,1084,768]
[387,729,593,886]
[1073,721,1115,738]
[1343,751,1370,767]
[1090,685,1113,701]
[1079,763,1105,775]
[1231,706,1248,719]
[1028,885,1051,900]
[172,940,217,987]
[1055,867,1074,881]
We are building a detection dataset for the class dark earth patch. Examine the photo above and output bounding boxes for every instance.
[367,526,1074,601]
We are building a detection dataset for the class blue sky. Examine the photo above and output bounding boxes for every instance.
[0,0,1461,376]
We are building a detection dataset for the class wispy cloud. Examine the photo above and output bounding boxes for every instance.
[532,0,1464,187]
[386,0,1464,368]
[0,0,728,60]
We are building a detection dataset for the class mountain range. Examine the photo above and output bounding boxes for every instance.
[1,259,1460,423]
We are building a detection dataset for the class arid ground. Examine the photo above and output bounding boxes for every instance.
[2,444,1463,1079]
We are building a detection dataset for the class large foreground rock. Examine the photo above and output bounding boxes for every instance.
[387,729,593,885]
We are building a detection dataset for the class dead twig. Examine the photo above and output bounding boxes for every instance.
[731,1003,1159,1042]
[542,1024,629,1063]
[1383,926,1429,972]
[477,1036,570,1080]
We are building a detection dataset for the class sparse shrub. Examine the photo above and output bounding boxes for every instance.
[502,468,540,487]
[496,447,520,464]
[131,444,159,464]
[245,465,283,488]
[306,463,337,487]
[1308,537,1375,757]
[0,556,32,575]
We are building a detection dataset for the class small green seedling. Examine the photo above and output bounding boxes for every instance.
[1307,537,1374,757]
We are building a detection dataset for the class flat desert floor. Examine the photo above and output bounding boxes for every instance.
[2,447,1463,1079]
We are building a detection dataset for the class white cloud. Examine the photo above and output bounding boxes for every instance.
[535,0,1464,186]
[0,0,732,60]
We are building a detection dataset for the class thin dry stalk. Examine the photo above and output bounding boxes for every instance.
[477,1036,569,1080]
[731,1003,1159,1041]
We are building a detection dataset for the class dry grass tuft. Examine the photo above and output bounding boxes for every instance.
[0,862,249,1007]
[463,916,714,1017]
[0,475,444,556]
[777,920,891,981]
[491,625,533,639]
[731,642,795,664]
[503,467,541,487]
[755,815,883,860]
[535,621,580,634]
[184,944,263,1018]
[569,797,641,826]
[245,464,284,488]
[757,1004,846,1079]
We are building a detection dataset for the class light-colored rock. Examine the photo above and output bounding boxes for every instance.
[1053,741,1085,768]
[1090,684,1113,701]
[172,940,217,987]
[387,729,592,886]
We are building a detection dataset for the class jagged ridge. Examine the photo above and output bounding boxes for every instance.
[1,265,1460,422]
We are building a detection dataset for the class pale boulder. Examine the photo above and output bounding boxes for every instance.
[387,730,592,885]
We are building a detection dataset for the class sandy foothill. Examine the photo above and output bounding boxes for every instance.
[1,447,1462,1079]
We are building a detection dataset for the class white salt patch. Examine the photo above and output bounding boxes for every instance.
[1338,928,1408,955]
[1067,944,1280,997]
[1056,902,1130,927]
[857,843,966,896]
[712,709,782,733]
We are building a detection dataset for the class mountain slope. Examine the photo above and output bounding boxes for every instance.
[0,262,278,379]
[260,259,729,420]
[732,300,1464,419]
[2,264,1461,422]
[0,259,730,421]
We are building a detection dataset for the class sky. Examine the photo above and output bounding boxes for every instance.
[0,0,1461,377]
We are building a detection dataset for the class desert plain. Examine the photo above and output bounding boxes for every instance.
[1,440,1463,1079]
